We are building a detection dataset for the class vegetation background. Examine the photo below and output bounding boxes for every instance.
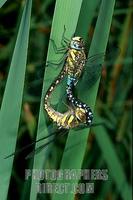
[0,0,132,200]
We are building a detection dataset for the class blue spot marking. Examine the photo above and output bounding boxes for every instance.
[67,76,76,86]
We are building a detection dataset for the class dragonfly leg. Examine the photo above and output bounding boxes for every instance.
[61,25,70,46]
[50,39,67,53]
[50,26,70,53]
[46,54,67,68]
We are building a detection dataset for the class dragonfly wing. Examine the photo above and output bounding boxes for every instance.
[25,129,68,159]
[84,53,104,88]
[79,53,105,89]
[25,139,55,159]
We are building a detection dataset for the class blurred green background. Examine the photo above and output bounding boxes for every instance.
[0,0,132,200]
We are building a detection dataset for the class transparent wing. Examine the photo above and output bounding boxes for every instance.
[25,138,56,159]
[79,53,105,89]
[4,126,67,159]
[25,129,68,159]
[79,46,120,89]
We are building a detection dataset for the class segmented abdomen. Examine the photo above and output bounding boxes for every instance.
[66,79,93,126]
[44,68,80,129]
[44,68,65,123]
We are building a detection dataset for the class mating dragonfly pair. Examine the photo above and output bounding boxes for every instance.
[44,35,94,129]
[6,28,105,159]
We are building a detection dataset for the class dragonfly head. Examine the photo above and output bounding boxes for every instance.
[70,36,85,50]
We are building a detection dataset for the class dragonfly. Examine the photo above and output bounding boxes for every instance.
[44,26,105,130]
[5,26,118,159]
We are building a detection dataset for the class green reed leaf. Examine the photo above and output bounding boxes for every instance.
[30,0,84,199]
[0,0,7,8]
[94,120,132,200]
[0,0,32,199]
[53,0,116,200]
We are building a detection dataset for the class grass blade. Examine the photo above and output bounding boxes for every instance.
[0,0,7,8]
[0,0,32,199]
[52,0,116,200]
[29,0,84,199]
[94,119,132,200]
[76,0,100,38]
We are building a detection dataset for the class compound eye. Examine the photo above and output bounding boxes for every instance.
[74,42,79,48]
